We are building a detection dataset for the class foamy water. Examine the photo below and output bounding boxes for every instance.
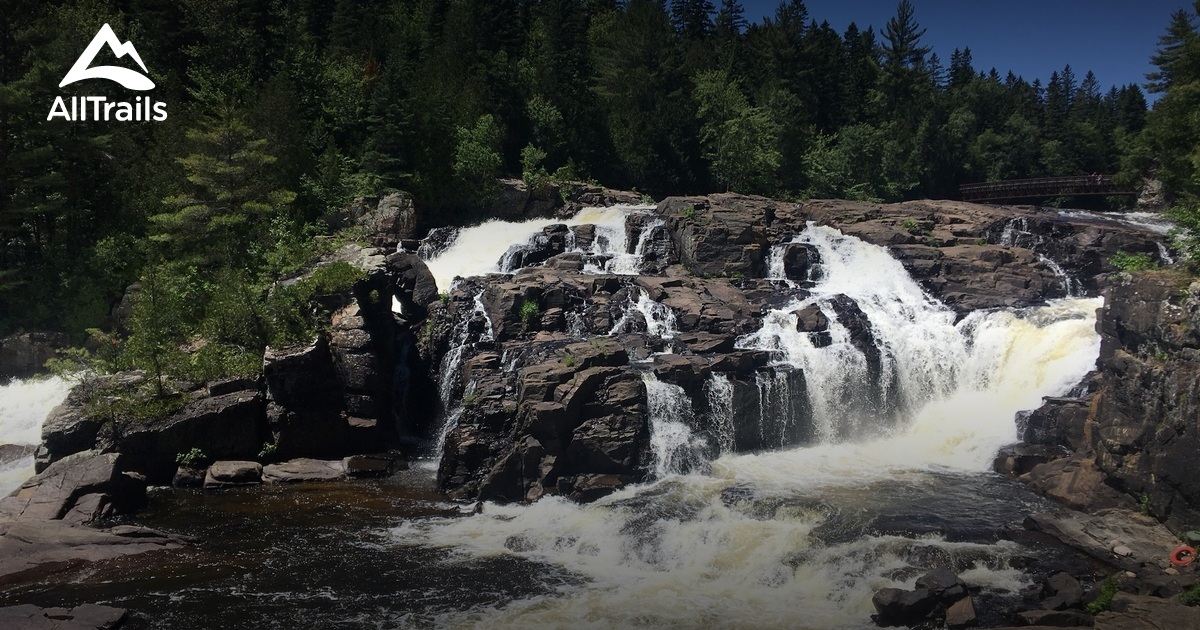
[0,376,72,496]
[391,225,1102,629]
[421,205,652,292]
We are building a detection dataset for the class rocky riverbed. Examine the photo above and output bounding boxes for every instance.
[0,190,1196,628]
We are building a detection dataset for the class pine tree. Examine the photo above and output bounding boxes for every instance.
[152,83,295,268]
[670,0,715,39]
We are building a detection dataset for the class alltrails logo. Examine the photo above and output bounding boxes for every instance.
[47,23,167,122]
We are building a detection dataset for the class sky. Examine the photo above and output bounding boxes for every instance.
[741,0,1192,95]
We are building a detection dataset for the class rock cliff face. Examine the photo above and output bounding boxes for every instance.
[423,193,1172,503]
[1092,273,1200,531]
[1004,271,1200,531]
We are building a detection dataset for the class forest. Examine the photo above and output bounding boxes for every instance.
[2,0,1200,381]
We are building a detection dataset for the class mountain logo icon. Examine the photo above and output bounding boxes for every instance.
[59,23,154,91]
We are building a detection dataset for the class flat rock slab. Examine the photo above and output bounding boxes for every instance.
[0,521,185,587]
[1095,593,1200,630]
[203,461,263,489]
[0,603,127,629]
[1024,508,1184,571]
[262,458,345,483]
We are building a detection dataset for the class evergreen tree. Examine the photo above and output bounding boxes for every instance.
[152,83,295,268]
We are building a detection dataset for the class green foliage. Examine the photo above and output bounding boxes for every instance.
[1109,251,1159,271]
[257,442,278,461]
[1140,492,1152,515]
[521,144,551,196]
[1086,574,1120,614]
[1182,583,1200,606]
[520,299,540,326]
[151,82,296,269]
[562,354,576,368]
[176,448,211,470]
[454,114,503,204]
[1168,201,1200,267]
[682,204,697,220]
[900,219,920,233]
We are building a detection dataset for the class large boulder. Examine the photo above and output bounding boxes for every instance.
[344,191,417,249]
[0,451,145,527]
[116,388,267,484]
[1091,273,1200,530]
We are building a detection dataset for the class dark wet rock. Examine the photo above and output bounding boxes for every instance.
[0,603,128,629]
[659,195,773,278]
[561,183,646,214]
[569,224,596,250]
[624,213,674,274]
[1041,572,1086,610]
[262,458,345,483]
[779,242,822,282]
[871,587,938,626]
[0,332,70,381]
[499,223,570,272]
[418,226,460,260]
[203,461,263,489]
[342,454,402,477]
[171,467,204,488]
[917,568,969,603]
[116,389,267,484]
[1022,395,1093,453]
[386,252,439,318]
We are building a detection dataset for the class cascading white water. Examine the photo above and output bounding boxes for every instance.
[0,376,72,496]
[705,373,735,454]
[604,218,665,275]
[609,289,678,339]
[1038,254,1080,297]
[429,292,495,462]
[421,205,653,292]
[394,224,1104,629]
[643,373,708,476]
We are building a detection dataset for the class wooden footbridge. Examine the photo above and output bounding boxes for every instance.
[960,175,1134,202]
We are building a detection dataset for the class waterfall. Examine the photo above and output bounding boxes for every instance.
[0,376,72,497]
[393,223,1104,630]
[1039,254,1080,297]
[609,289,678,339]
[643,373,709,476]
[704,373,735,454]
[430,291,493,460]
[1156,241,1175,265]
[604,218,665,275]
[421,205,652,292]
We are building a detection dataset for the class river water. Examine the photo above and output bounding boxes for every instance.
[0,207,1113,628]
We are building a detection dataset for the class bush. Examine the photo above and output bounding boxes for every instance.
[1182,583,1200,607]
[1109,251,1158,271]
[175,447,210,470]
[519,299,540,325]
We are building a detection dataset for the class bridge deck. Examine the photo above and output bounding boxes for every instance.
[960,176,1134,202]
